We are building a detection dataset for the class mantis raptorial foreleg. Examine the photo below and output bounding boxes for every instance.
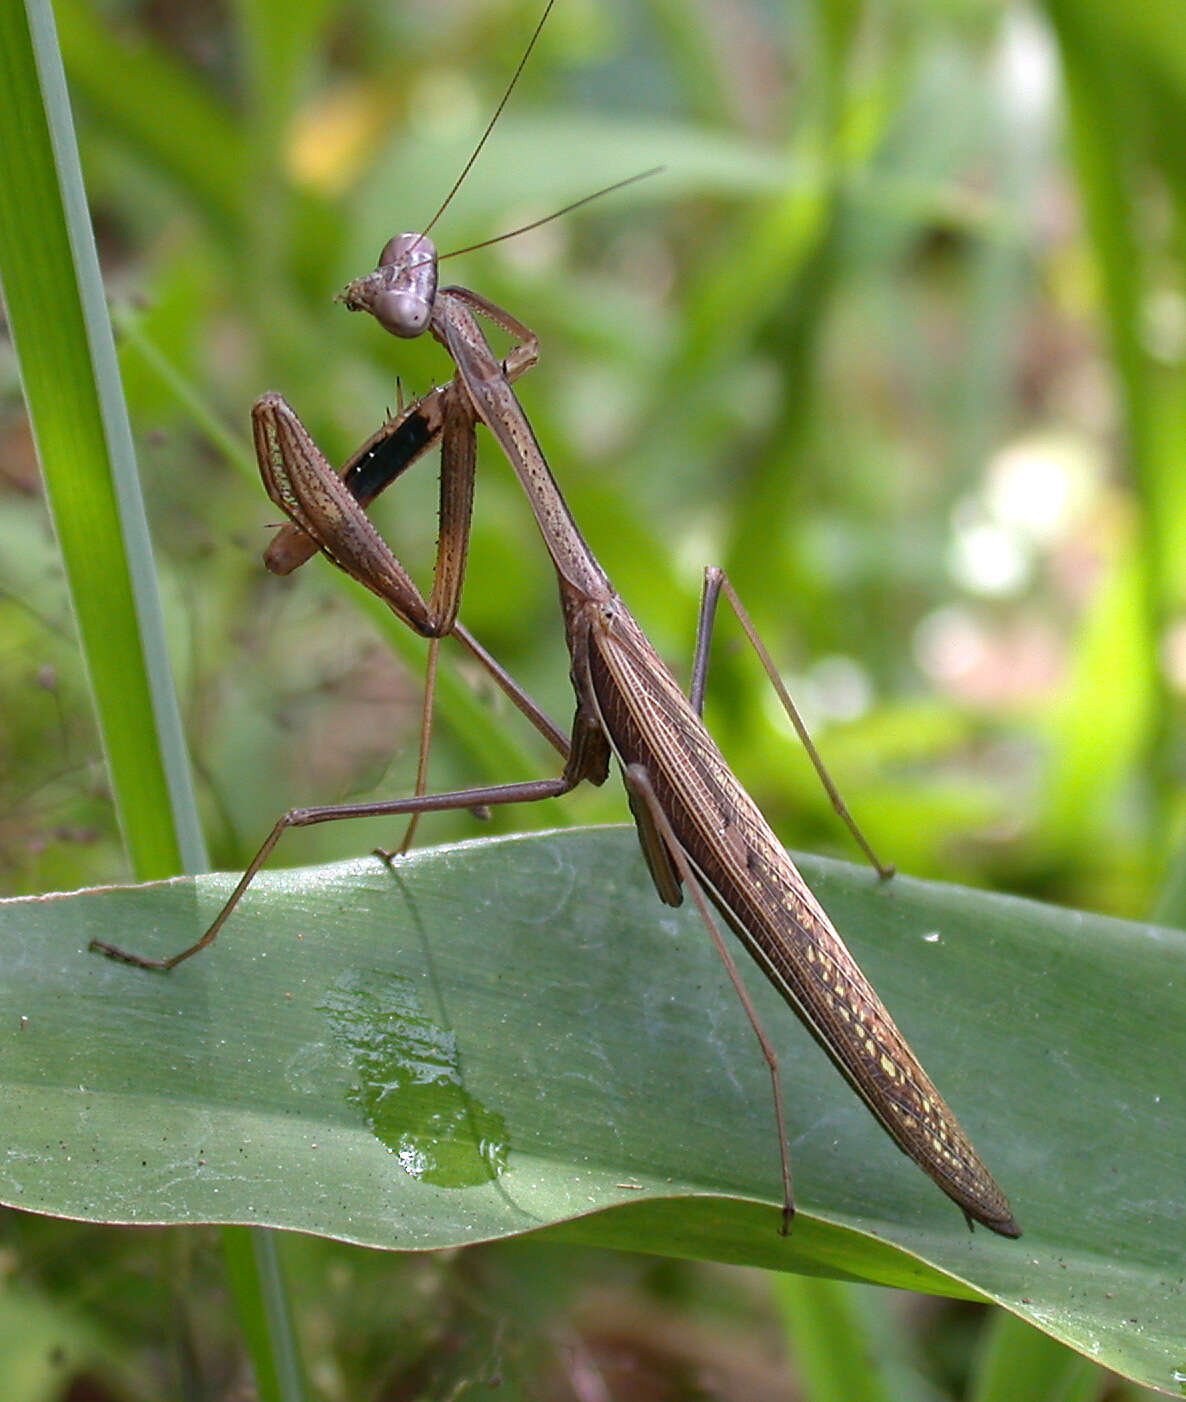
[257,315,546,853]
[262,382,447,577]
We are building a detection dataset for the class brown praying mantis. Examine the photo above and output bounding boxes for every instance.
[91,3,1019,1239]
[93,245,1020,1239]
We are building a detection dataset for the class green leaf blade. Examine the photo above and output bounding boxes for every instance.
[5,827,1182,1393]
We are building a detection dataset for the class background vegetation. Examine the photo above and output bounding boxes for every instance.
[2,0,1184,1397]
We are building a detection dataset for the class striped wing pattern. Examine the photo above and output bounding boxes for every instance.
[583,595,1018,1237]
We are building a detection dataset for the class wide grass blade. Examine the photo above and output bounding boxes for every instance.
[4,829,1181,1394]
[0,0,199,882]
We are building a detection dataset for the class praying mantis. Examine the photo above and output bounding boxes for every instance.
[92,2,1019,1239]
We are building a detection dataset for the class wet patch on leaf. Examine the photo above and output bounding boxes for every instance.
[320,969,508,1187]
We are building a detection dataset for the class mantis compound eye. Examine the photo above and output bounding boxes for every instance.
[371,290,431,338]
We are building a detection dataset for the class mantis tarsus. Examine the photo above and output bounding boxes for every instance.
[92,2,1019,1240]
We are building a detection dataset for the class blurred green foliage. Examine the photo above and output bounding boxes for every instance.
[2,0,1184,1398]
[4,0,1186,919]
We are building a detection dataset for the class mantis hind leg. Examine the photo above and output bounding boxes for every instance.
[622,761,795,1235]
[688,567,893,881]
